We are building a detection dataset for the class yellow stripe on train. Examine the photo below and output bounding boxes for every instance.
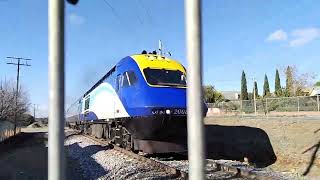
[131,54,186,74]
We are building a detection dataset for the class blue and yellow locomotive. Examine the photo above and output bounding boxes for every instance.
[77,52,207,153]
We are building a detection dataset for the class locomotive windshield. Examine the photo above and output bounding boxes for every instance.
[143,68,187,87]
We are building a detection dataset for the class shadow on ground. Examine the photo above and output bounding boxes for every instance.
[204,125,277,167]
[0,127,277,179]
[66,142,110,179]
[302,128,320,176]
[149,124,277,168]
[0,133,84,180]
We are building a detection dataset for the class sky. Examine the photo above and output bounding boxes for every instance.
[0,0,320,117]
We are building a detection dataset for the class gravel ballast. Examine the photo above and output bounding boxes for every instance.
[65,135,175,179]
[65,135,294,180]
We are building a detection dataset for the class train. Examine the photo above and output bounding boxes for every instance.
[72,51,208,153]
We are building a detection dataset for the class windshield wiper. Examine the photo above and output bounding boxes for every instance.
[156,82,186,87]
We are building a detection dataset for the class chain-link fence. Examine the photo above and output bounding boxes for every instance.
[65,99,81,122]
[207,95,320,116]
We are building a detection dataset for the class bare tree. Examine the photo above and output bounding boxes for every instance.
[0,79,30,124]
[295,72,316,95]
[283,65,316,96]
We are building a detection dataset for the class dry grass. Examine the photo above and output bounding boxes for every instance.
[205,116,320,178]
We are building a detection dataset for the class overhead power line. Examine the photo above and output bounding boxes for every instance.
[102,0,143,26]
[100,0,144,44]
[137,0,153,24]
[102,0,123,23]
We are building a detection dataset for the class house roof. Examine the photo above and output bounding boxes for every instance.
[310,87,320,96]
[221,91,240,100]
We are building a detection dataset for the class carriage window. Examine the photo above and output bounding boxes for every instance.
[123,72,130,87]
[84,97,90,110]
[116,74,122,91]
[127,71,137,85]
[122,71,137,87]
[78,99,82,112]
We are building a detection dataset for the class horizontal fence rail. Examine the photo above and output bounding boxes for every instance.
[207,95,320,116]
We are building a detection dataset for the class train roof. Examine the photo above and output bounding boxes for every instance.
[131,54,186,74]
[82,54,185,98]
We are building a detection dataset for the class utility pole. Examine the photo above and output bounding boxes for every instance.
[6,56,31,135]
[253,77,257,115]
[33,104,38,121]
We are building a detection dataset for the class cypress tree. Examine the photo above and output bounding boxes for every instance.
[241,71,248,100]
[263,74,270,97]
[285,66,294,96]
[275,69,281,96]
[253,81,259,98]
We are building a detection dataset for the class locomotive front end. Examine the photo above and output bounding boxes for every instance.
[122,54,207,153]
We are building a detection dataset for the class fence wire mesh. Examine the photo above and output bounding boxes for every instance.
[65,100,81,122]
[207,95,320,115]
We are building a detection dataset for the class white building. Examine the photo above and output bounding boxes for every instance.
[310,87,320,96]
[220,91,240,100]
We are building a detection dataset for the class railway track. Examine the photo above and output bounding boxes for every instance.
[82,134,187,179]
[79,134,276,180]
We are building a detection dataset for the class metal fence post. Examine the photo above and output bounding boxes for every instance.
[185,0,205,179]
[297,97,300,112]
[317,95,319,112]
[266,98,268,114]
[253,78,257,115]
[253,98,257,115]
[221,101,224,113]
[48,0,65,180]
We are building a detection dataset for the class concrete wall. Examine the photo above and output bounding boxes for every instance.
[205,116,320,178]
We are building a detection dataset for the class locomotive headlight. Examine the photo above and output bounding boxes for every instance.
[165,109,171,115]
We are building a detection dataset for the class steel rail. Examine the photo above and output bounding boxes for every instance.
[77,133,274,180]
[205,160,274,180]
[81,134,188,179]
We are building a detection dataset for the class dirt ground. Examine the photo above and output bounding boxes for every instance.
[205,116,320,178]
[0,132,84,180]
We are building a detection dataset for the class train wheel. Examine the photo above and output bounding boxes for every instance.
[114,126,122,146]
[110,128,116,143]
[121,134,132,150]
[119,127,132,150]
[104,124,109,139]
[84,124,91,135]
[79,124,84,132]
